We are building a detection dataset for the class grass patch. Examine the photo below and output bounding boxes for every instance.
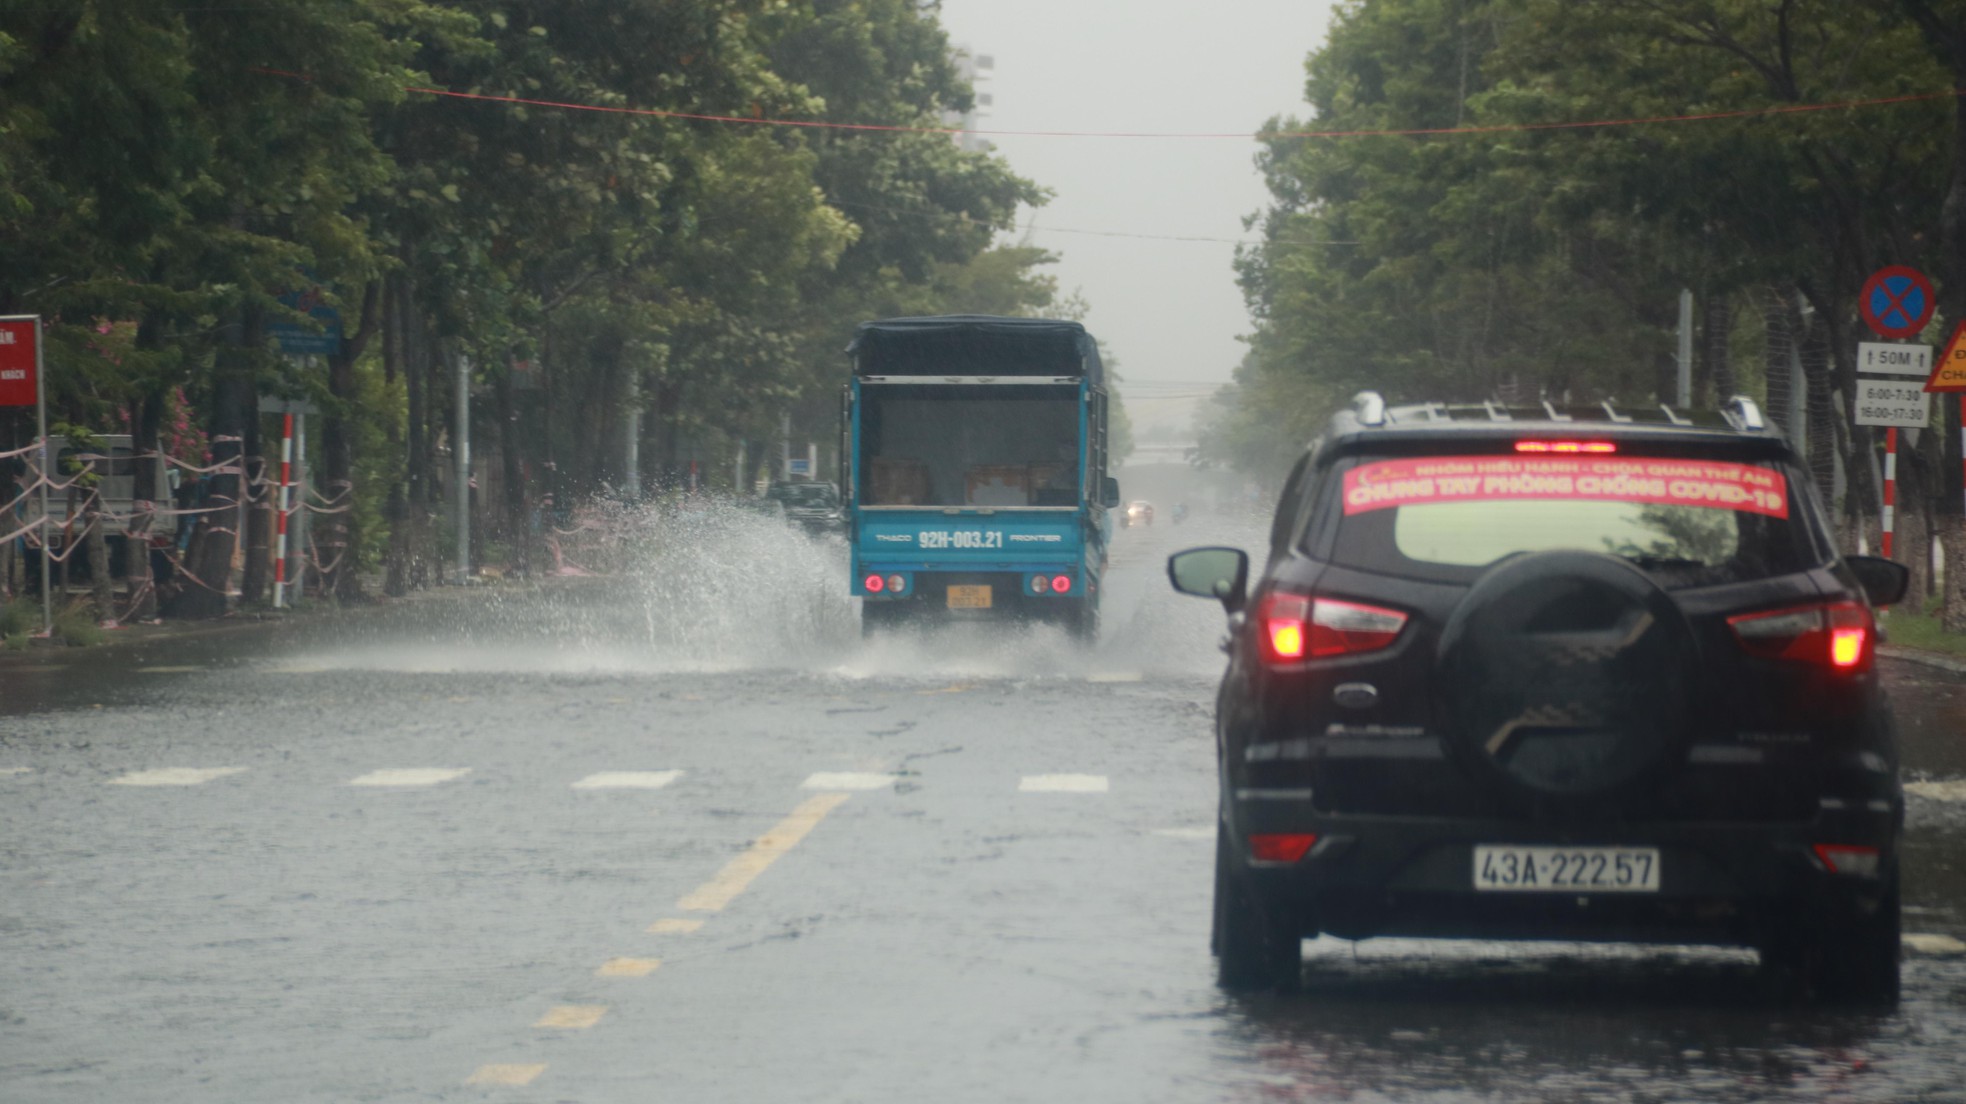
[1879,609,1966,657]
[48,600,103,647]
[0,597,37,639]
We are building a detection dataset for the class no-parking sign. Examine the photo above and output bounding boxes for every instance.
[1859,266,1937,340]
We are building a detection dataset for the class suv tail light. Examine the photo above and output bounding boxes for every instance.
[1259,593,1407,663]
[1727,601,1873,673]
[1812,844,1882,877]
[1249,833,1319,862]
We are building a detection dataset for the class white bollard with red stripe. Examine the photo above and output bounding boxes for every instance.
[1883,427,1897,560]
[274,413,293,608]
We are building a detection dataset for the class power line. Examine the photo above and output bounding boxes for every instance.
[361,76,1957,142]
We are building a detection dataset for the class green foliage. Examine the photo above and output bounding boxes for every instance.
[1210,0,1949,483]
[0,0,1071,589]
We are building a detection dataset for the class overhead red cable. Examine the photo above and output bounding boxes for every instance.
[394,81,1957,140]
[252,68,1961,140]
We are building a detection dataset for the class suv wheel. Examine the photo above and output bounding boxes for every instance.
[1214,819,1301,992]
[1763,870,1902,1005]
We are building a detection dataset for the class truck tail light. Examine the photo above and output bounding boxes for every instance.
[1051,574,1072,594]
[1728,601,1872,673]
[1258,594,1407,663]
[864,574,885,594]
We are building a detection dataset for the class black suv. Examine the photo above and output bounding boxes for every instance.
[1169,394,1910,1002]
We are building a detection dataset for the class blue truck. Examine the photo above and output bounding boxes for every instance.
[842,315,1120,638]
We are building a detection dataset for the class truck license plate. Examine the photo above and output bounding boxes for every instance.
[1473,845,1659,892]
[946,585,992,610]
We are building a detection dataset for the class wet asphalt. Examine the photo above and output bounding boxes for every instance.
[3,486,1966,1103]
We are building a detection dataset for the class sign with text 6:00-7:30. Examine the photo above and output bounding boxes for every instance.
[0,317,39,408]
[1854,378,1932,428]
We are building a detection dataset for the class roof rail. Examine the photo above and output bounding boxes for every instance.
[1352,391,1387,427]
[1601,400,1633,424]
[1483,401,1512,422]
[1658,404,1692,426]
[1541,400,1572,422]
[1722,395,1766,431]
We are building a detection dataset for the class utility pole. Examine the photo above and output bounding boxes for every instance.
[1676,289,1693,408]
[623,369,640,501]
[454,353,470,586]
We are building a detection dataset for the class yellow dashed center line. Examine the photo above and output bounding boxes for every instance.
[466,1063,546,1086]
[647,918,704,935]
[596,957,662,978]
[677,792,850,912]
[535,1005,608,1030]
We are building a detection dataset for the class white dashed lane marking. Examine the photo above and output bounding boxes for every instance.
[1019,774,1109,793]
[1906,779,1966,801]
[107,768,246,787]
[570,770,682,790]
[802,771,896,791]
[1,767,31,777]
[1152,826,1214,840]
[1906,933,1966,956]
[647,918,703,935]
[466,1064,545,1086]
[346,768,471,788]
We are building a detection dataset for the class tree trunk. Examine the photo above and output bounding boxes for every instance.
[1945,517,1966,634]
[123,507,154,622]
[166,334,255,618]
[86,505,111,624]
[241,465,271,605]
[496,365,526,575]
[1703,292,1733,406]
[385,272,413,597]
[321,280,378,600]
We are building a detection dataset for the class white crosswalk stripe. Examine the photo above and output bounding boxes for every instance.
[802,771,897,791]
[346,768,471,788]
[570,770,683,790]
[108,768,247,787]
[1019,774,1109,793]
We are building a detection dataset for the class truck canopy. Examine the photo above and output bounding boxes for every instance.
[848,315,1102,387]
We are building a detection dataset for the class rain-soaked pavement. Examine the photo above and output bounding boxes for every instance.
[4,468,1966,1103]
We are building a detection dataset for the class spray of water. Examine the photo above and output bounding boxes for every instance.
[276,496,1267,684]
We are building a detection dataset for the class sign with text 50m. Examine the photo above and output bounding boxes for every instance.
[0,317,39,408]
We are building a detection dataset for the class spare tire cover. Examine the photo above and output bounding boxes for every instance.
[1436,550,1698,813]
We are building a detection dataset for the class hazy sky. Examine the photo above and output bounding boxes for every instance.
[935,1,1340,433]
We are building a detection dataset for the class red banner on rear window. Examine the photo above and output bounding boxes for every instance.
[0,318,37,408]
[1342,455,1788,518]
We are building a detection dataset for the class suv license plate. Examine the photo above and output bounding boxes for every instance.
[1473,845,1660,893]
[947,585,992,610]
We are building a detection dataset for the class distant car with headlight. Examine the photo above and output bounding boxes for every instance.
[1123,500,1154,527]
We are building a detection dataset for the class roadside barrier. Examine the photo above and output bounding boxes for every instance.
[2,436,348,622]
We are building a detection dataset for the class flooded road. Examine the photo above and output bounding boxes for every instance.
[4,478,1966,1102]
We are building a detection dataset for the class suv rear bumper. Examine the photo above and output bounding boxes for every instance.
[1231,799,1898,945]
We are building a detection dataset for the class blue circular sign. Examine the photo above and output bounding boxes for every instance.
[1860,266,1936,340]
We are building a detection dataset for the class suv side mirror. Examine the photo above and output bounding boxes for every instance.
[1100,476,1121,509]
[1846,555,1910,608]
[1168,546,1248,613]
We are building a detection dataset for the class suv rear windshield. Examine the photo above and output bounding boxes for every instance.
[1319,452,1824,587]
